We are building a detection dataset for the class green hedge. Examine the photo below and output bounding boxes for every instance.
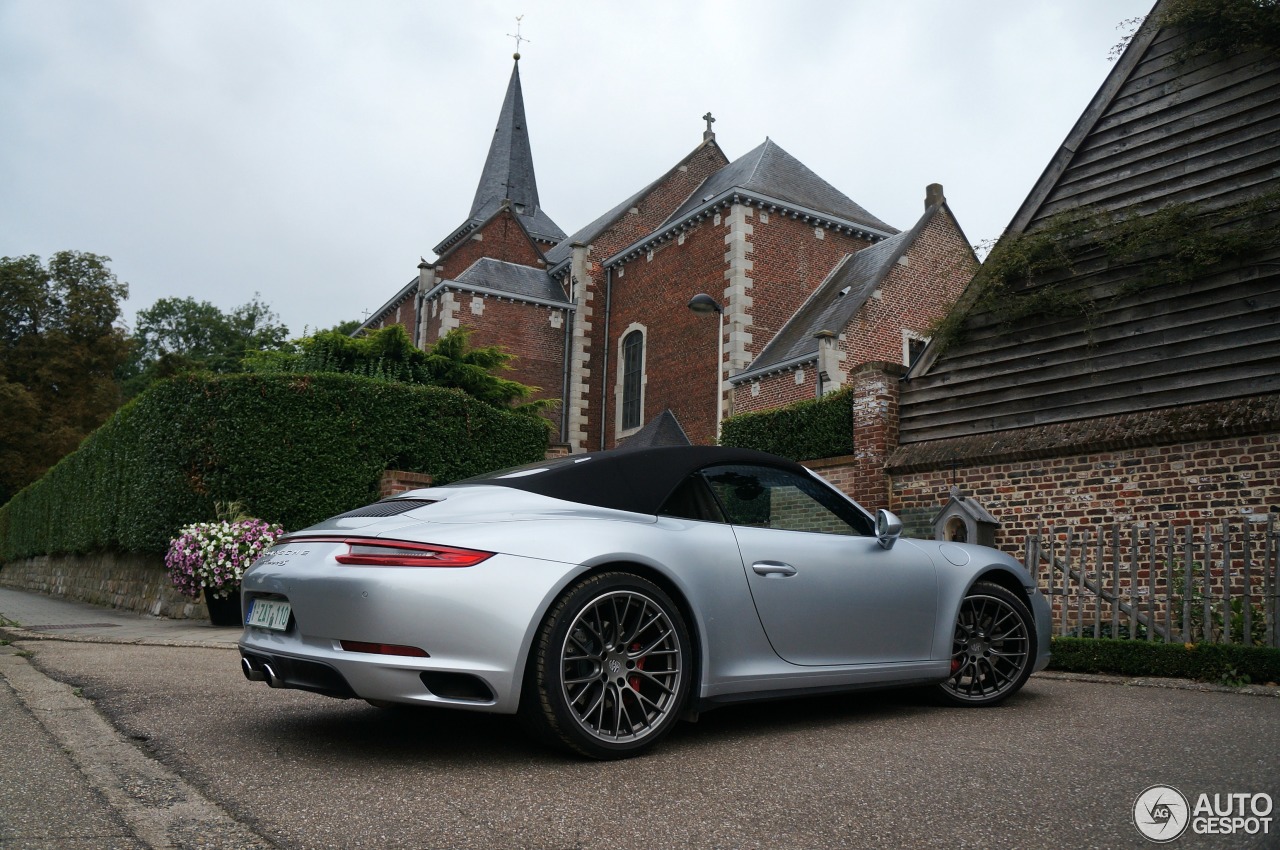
[1048,637,1280,685]
[0,373,548,559]
[719,387,853,460]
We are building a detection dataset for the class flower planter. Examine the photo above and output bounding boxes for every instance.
[167,518,282,623]
[204,587,244,627]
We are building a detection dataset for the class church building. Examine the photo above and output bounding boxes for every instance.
[360,55,976,452]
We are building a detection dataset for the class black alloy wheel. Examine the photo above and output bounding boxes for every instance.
[938,580,1034,706]
[520,572,692,759]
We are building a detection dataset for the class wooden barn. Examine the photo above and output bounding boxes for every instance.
[871,0,1280,642]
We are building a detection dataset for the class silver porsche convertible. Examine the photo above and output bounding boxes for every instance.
[238,446,1050,759]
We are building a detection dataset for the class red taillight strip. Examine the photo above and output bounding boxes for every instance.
[286,536,493,568]
[339,640,430,658]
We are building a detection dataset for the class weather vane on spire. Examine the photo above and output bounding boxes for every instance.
[508,15,529,60]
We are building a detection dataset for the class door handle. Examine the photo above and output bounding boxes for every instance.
[752,561,797,577]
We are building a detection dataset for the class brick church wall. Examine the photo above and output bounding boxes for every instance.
[745,211,872,362]
[601,209,876,447]
[842,205,974,368]
[452,295,569,427]
[604,219,729,446]
[738,368,821,414]
[437,208,548,280]
[572,143,729,450]
[729,204,973,419]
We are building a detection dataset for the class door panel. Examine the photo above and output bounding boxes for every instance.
[733,525,937,666]
[697,463,937,666]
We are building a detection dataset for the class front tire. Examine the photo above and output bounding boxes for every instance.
[937,580,1034,706]
[520,572,692,759]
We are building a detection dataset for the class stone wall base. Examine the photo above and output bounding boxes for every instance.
[0,552,209,620]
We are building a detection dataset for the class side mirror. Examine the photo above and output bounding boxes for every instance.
[875,509,903,550]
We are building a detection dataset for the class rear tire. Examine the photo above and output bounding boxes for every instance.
[520,572,691,759]
[936,580,1034,706]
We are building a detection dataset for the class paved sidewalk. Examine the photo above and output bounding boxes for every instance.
[0,587,240,648]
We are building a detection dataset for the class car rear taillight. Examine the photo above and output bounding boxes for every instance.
[332,538,494,568]
[339,640,430,658]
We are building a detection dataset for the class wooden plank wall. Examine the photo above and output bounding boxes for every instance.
[899,27,1280,446]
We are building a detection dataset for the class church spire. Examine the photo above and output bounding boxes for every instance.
[433,51,564,256]
[469,58,541,220]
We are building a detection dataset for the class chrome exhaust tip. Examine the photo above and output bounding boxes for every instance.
[241,657,266,682]
[262,663,283,688]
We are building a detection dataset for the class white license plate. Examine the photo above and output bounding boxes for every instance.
[247,599,292,631]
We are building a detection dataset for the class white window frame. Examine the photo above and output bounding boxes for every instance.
[903,329,930,367]
[615,323,647,439]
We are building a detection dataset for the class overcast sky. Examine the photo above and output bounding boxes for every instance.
[1,0,1154,337]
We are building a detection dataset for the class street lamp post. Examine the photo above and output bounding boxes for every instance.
[687,293,725,436]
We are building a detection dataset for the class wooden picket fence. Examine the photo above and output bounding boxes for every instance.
[1023,514,1279,648]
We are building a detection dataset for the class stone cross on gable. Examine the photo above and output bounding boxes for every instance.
[703,112,716,141]
[508,15,529,59]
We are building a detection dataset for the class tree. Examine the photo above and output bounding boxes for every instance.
[0,251,130,504]
[244,324,553,416]
[123,293,289,396]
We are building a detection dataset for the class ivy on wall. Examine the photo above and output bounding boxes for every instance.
[929,191,1280,357]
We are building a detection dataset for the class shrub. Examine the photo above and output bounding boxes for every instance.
[719,387,853,461]
[0,372,548,559]
[1048,637,1280,685]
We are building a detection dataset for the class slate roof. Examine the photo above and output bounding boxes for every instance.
[738,205,937,380]
[664,138,897,235]
[544,180,653,268]
[449,258,568,304]
[357,275,419,332]
[617,409,692,450]
[545,139,724,270]
[434,60,565,254]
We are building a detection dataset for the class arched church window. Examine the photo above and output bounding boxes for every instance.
[622,330,644,430]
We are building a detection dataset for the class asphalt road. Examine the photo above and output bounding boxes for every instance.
[10,640,1280,850]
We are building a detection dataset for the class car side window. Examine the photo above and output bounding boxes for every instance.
[658,475,728,523]
[698,464,873,537]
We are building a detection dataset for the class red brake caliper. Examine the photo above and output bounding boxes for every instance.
[629,642,644,691]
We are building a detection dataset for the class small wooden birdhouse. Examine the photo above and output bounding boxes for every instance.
[932,485,999,546]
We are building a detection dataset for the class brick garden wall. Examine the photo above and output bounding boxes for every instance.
[889,431,1280,554]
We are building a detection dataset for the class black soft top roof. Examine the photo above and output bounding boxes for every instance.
[457,446,812,515]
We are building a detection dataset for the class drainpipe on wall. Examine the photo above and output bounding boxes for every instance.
[560,296,572,445]
[599,265,613,452]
